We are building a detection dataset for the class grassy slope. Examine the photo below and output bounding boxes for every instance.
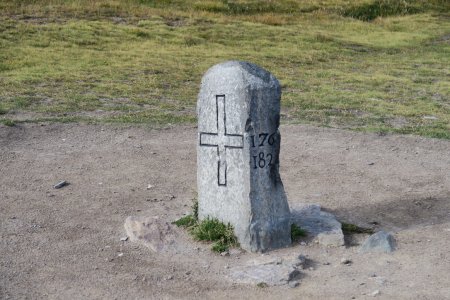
[0,0,449,138]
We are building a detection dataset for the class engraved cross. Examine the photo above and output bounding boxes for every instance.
[199,95,243,186]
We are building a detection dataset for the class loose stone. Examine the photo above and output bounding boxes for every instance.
[359,231,396,253]
[53,180,68,189]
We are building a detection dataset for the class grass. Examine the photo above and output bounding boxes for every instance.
[0,0,449,138]
[192,218,238,252]
[1,119,16,126]
[172,199,238,252]
[341,222,375,234]
[291,223,307,241]
[172,214,197,228]
[173,216,238,252]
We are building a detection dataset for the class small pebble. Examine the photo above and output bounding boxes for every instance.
[288,281,300,288]
[341,258,352,265]
[54,181,68,189]
[120,236,129,242]
[118,253,124,257]
[371,290,380,297]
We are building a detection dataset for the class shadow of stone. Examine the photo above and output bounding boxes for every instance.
[302,257,319,270]
[330,194,450,231]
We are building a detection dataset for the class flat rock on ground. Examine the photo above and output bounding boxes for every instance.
[124,216,181,253]
[228,255,303,286]
[1,123,449,299]
[291,203,344,246]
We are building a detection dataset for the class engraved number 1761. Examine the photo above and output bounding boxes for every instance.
[250,132,276,169]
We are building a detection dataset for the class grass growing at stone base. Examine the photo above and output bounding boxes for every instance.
[291,223,307,241]
[192,218,238,253]
[173,199,238,252]
[0,0,449,138]
[172,214,197,228]
[173,215,238,252]
[341,222,375,235]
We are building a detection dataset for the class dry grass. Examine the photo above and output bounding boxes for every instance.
[0,0,449,137]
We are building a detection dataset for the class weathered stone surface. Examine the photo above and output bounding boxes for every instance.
[359,231,396,253]
[197,61,291,252]
[124,216,178,253]
[291,203,345,247]
[228,256,301,286]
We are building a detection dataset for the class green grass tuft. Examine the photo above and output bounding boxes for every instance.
[1,119,16,126]
[291,223,307,241]
[341,222,375,234]
[172,198,238,252]
[192,199,199,220]
[257,282,269,288]
[192,218,238,249]
[211,241,228,253]
[172,214,197,228]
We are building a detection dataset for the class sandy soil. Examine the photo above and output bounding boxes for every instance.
[1,123,449,299]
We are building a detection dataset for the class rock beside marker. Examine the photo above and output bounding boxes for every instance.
[228,256,301,286]
[359,231,396,253]
[291,204,345,247]
[124,216,179,253]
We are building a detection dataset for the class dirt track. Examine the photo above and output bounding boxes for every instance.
[1,123,449,299]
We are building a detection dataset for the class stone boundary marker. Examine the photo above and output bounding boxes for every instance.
[197,61,291,252]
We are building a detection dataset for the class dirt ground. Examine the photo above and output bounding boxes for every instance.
[1,123,449,299]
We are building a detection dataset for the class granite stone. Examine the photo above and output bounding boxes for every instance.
[124,216,179,253]
[228,256,301,286]
[197,61,291,252]
[359,230,396,253]
[291,203,345,247]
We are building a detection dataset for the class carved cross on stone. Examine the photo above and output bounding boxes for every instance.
[199,95,243,186]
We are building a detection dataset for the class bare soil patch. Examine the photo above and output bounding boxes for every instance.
[1,123,449,299]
